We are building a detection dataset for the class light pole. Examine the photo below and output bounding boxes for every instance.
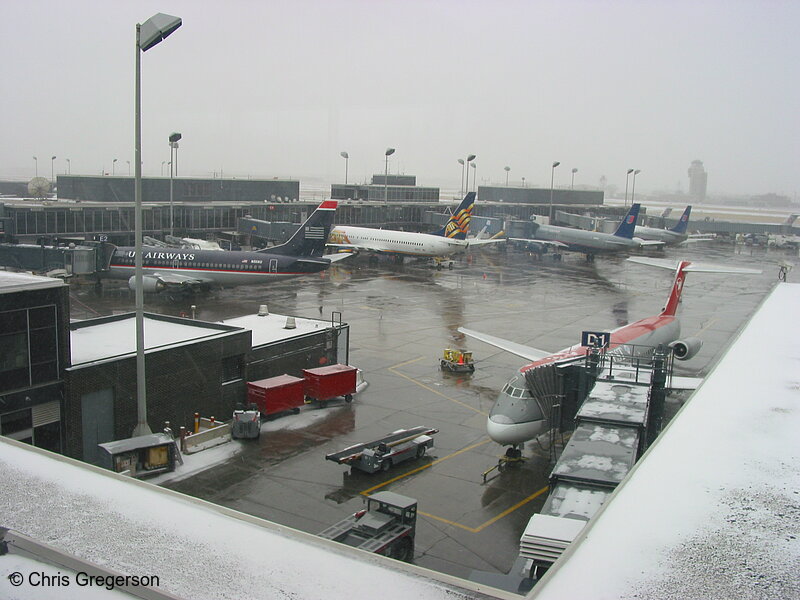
[522,176,526,187]
[133,12,182,437]
[624,168,634,207]
[340,151,349,184]
[51,156,56,182]
[631,169,641,207]
[384,147,395,202]
[470,161,477,192]
[549,161,560,223]
[161,161,166,176]
[504,166,510,186]
[33,156,38,177]
[169,132,181,237]
[66,158,71,174]
[112,158,117,176]
[457,159,465,194]
[571,167,578,190]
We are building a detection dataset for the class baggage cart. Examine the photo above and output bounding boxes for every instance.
[246,374,305,417]
[303,364,358,407]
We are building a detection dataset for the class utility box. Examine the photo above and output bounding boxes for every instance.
[303,364,358,407]
[97,433,179,478]
[247,374,306,417]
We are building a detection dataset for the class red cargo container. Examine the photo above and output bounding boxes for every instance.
[302,364,358,407]
[246,374,306,417]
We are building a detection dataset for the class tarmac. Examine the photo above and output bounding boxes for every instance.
[69,241,791,580]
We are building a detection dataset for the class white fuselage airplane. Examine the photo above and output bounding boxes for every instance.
[460,257,760,449]
[327,192,501,260]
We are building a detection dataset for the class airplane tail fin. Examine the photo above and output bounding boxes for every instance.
[627,256,762,317]
[661,260,692,316]
[613,203,640,238]
[783,213,798,227]
[670,205,692,234]
[261,200,338,257]
[433,192,476,239]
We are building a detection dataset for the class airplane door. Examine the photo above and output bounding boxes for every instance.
[269,259,278,273]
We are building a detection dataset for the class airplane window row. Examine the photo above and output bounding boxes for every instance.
[115,257,265,271]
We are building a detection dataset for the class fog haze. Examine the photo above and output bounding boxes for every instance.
[2,0,798,196]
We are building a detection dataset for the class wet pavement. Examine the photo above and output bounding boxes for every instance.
[69,242,795,580]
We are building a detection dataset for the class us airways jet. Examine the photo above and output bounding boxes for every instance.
[105,200,347,293]
[634,205,693,245]
[459,257,760,454]
[326,192,501,266]
[510,203,663,261]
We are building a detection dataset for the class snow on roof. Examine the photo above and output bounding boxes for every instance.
[220,311,333,348]
[532,283,800,600]
[0,270,65,293]
[69,314,244,367]
[0,439,488,600]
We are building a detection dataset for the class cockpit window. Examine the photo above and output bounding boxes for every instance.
[491,374,544,422]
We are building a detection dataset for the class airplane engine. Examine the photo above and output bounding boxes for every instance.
[128,275,166,293]
[669,337,703,360]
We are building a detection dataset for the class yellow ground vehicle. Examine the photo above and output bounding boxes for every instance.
[440,349,475,373]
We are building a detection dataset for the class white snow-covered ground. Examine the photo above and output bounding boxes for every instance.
[532,282,800,599]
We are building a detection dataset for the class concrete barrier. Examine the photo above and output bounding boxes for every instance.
[182,421,231,454]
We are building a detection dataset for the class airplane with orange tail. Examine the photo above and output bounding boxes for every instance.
[459,257,761,452]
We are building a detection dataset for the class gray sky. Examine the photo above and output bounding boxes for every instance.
[2,0,798,196]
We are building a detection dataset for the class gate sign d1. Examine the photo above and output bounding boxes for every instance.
[581,331,611,349]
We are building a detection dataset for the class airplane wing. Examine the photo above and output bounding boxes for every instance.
[324,252,353,263]
[634,238,666,247]
[627,256,762,274]
[466,237,507,247]
[458,327,552,362]
[508,238,569,249]
[148,272,213,290]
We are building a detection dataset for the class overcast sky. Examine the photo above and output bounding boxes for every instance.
[2,0,798,197]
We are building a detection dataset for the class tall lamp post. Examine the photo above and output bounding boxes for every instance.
[504,166,510,186]
[571,167,578,190]
[457,159,465,194]
[169,132,181,237]
[549,161,560,223]
[51,156,57,182]
[33,156,38,177]
[630,169,641,206]
[624,168,634,207]
[384,147,395,202]
[66,158,70,174]
[133,12,182,437]
[340,151,349,184]
[112,158,118,176]
[470,161,477,192]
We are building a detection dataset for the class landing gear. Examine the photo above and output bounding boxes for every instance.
[482,445,525,482]
[585,253,596,262]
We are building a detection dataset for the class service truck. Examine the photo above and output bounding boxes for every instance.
[318,491,417,561]
[325,426,437,474]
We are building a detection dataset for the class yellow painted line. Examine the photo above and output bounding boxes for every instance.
[358,438,547,533]
[360,438,492,496]
[388,357,488,417]
[694,318,717,337]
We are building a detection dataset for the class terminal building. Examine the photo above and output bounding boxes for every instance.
[331,174,439,202]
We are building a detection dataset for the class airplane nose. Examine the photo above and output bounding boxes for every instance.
[486,417,518,445]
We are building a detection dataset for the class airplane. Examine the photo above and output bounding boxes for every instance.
[509,203,663,261]
[105,200,348,293]
[459,257,761,455]
[634,205,693,245]
[326,192,501,267]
